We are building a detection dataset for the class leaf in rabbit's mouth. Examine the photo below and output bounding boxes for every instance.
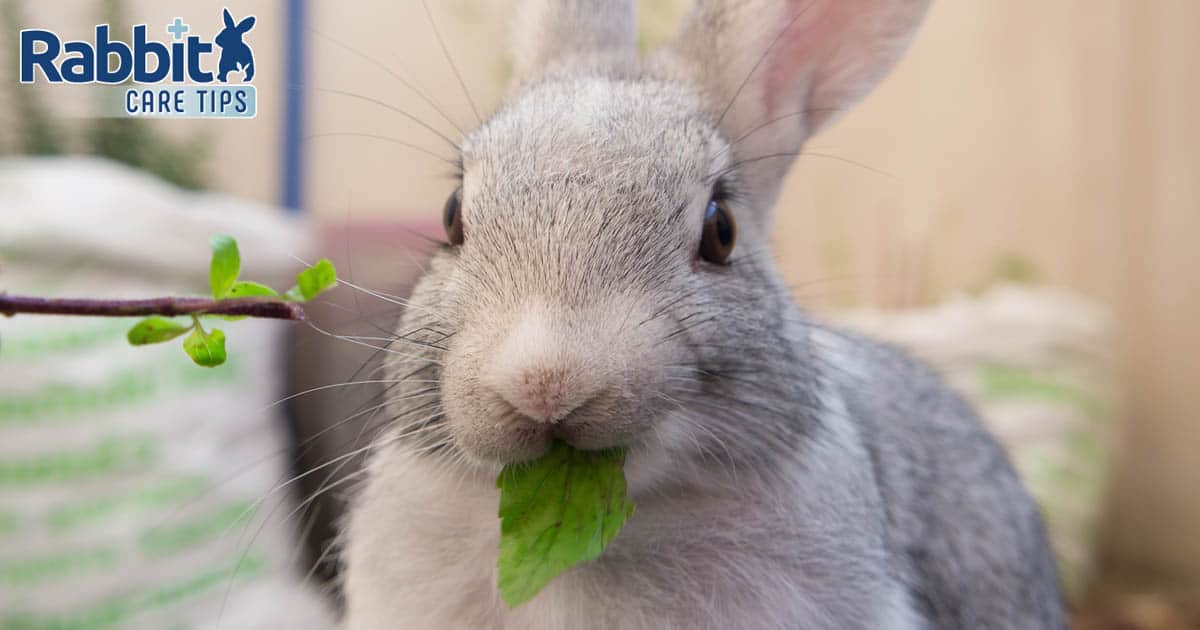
[495,440,635,607]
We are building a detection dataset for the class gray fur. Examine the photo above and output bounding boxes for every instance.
[341,1,1065,628]
[510,0,639,85]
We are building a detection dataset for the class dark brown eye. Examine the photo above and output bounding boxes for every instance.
[443,189,464,245]
[699,198,736,264]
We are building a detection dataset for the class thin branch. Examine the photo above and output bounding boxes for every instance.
[0,294,305,321]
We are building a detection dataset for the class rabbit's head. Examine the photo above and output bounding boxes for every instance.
[215,8,255,49]
[391,0,929,472]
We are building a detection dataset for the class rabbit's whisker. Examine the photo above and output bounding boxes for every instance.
[333,275,440,313]
[290,84,461,151]
[305,132,458,166]
[707,150,894,183]
[311,28,468,136]
[420,0,481,126]
[304,320,445,364]
[718,107,846,158]
[263,378,437,410]
[220,428,414,625]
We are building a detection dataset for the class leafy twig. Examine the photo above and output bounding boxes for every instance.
[0,295,304,320]
[0,234,337,367]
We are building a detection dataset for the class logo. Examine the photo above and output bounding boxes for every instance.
[19,8,258,118]
[214,9,256,83]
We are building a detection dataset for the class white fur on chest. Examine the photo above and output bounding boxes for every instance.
[342,431,923,630]
[343,452,615,629]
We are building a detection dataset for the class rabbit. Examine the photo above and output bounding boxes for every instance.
[340,0,1066,628]
[215,8,255,82]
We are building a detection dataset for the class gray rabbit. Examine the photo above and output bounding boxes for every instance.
[340,1,1066,628]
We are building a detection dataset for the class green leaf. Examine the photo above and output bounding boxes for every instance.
[283,286,304,302]
[183,327,227,367]
[226,281,279,298]
[496,440,634,607]
[126,317,192,345]
[213,282,277,321]
[208,235,240,298]
[293,258,337,301]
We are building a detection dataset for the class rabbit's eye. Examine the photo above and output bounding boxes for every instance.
[699,198,736,264]
[444,189,464,246]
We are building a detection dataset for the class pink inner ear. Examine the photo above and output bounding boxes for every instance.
[764,0,856,117]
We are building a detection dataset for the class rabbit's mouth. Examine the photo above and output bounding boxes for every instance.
[551,422,638,453]
[449,390,651,466]
[548,391,648,452]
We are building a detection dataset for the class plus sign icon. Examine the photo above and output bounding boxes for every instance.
[18,7,258,118]
[166,17,189,41]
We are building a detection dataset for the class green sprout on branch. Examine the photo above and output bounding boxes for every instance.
[1,235,337,367]
[124,235,337,367]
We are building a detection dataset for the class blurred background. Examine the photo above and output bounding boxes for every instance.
[1,1,1197,628]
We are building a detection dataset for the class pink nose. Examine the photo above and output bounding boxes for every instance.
[482,306,603,424]
[501,365,584,423]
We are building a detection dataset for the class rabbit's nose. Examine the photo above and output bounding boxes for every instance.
[481,306,604,424]
[500,364,590,423]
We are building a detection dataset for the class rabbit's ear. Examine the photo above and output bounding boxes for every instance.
[509,0,638,88]
[662,0,929,220]
[222,8,235,30]
[236,16,256,33]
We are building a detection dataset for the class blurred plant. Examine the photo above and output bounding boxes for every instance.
[0,0,210,188]
[637,0,688,53]
[86,119,210,190]
[87,0,209,189]
[0,236,338,367]
[991,254,1042,285]
[0,0,66,155]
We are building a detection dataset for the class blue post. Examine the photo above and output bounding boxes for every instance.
[281,0,307,213]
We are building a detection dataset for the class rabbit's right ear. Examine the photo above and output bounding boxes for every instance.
[509,0,638,88]
[222,8,235,30]
[660,0,929,223]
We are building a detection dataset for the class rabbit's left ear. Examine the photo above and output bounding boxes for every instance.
[236,16,256,33]
[509,0,638,89]
[661,0,929,221]
[222,8,235,29]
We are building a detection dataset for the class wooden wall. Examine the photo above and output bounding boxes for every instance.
[772,1,1199,586]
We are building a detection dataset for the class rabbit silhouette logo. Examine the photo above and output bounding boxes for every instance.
[214,8,255,83]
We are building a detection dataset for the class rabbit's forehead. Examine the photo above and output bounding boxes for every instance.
[462,78,726,196]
